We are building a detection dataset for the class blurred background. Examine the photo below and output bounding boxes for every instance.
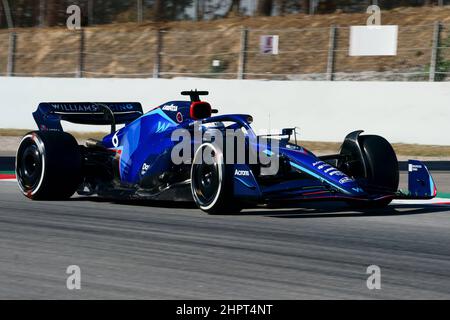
[1,0,450,80]
[1,0,450,158]
[1,3,450,302]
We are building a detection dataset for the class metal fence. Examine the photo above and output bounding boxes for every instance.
[1,22,450,81]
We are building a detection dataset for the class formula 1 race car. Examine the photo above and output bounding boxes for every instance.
[16,90,437,214]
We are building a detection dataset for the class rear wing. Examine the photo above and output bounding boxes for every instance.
[33,102,143,133]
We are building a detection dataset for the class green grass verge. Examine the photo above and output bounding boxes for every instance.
[0,171,15,175]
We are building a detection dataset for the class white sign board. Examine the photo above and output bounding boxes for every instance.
[260,35,279,55]
[349,25,398,56]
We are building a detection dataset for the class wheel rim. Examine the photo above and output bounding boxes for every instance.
[191,144,224,209]
[16,137,43,194]
[193,162,219,205]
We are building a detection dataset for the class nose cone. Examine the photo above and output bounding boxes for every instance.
[282,148,365,196]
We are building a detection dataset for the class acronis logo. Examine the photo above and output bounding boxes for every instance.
[234,169,250,176]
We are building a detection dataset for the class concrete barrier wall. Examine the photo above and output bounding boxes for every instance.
[0,77,448,145]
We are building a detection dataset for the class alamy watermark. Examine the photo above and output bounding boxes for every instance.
[366,265,381,290]
[66,265,81,290]
[170,122,280,175]
[66,5,81,30]
[366,5,381,26]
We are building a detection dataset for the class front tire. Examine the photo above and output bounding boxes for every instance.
[190,143,241,214]
[349,135,399,209]
[16,131,82,200]
[360,135,399,194]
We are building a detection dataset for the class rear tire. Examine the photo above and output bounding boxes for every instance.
[16,131,82,200]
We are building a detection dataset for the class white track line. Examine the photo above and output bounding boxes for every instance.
[392,198,450,205]
[1,179,449,205]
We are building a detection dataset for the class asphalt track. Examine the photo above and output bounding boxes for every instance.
[0,173,449,299]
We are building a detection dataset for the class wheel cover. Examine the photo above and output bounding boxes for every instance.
[16,135,45,196]
[193,162,219,205]
[191,143,224,210]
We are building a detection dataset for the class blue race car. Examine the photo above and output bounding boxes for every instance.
[16,90,437,214]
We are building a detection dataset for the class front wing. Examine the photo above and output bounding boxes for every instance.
[232,160,437,205]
